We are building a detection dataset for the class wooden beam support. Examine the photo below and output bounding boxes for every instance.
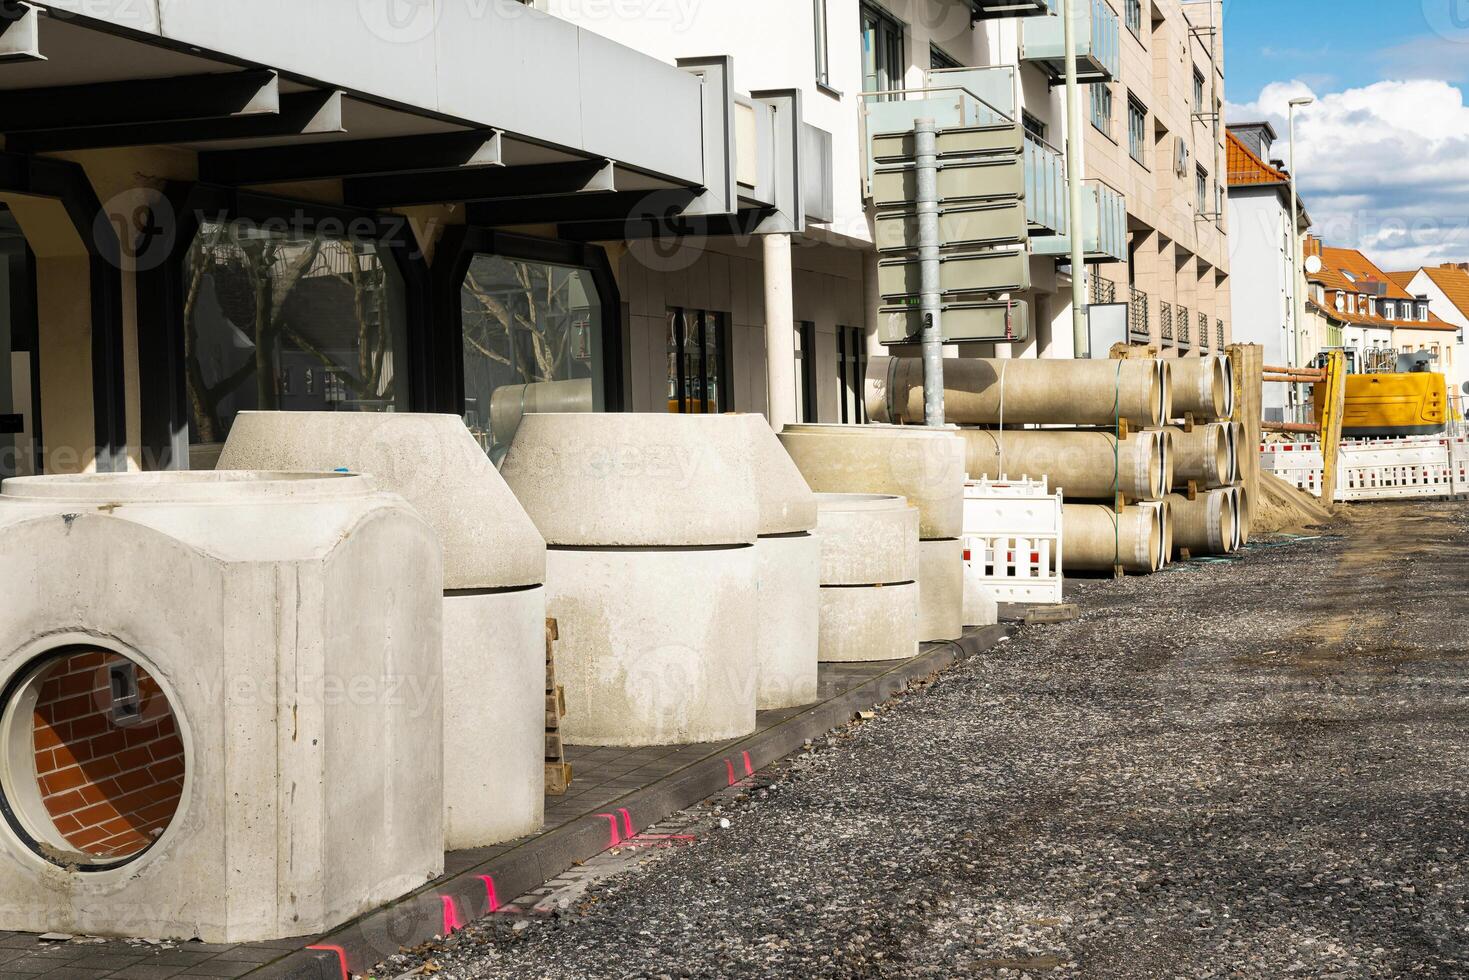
[199,129,503,185]
[343,158,616,209]
[0,69,279,133]
[6,90,345,154]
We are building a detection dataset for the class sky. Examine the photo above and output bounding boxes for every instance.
[1222,0,1469,270]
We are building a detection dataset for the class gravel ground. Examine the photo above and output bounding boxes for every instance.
[408,500,1469,979]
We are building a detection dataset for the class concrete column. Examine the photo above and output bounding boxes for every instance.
[862,248,884,356]
[763,232,798,430]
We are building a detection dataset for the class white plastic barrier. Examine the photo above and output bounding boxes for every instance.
[1261,436,1468,501]
[961,477,1064,605]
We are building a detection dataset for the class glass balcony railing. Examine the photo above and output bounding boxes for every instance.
[1022,0,1121,84]
[1031,178,1125,262]
[1023,133,1067,237]
[966,0,1050,18]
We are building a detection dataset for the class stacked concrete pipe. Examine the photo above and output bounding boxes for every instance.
[218,412,548,850]
[1167,488,1236,558]
[741,416,820,709]
[958,428,1169,502]
[1165,422,1233,490]
[1170,354,1234,421]
[867,355,1174,429]
[501,413,758,746]
[0,472,442,942]
[813,493,920,661]
[1062,503,1165,573]
[1233,483,1254,547]
[778,423,967,643]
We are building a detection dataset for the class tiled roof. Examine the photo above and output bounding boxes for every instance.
[1318,247,1415,300]
[1306,297,1457,331]
[1385,270,1418,289]
[1422,265,1469,321]
[1226,131,1289,186]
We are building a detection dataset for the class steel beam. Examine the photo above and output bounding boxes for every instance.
[0,69,279,133]
[6,90,344,153]
[466,188,696,227]
[199,129,503,185]
[343,158,616,208]
[0,2,42,64]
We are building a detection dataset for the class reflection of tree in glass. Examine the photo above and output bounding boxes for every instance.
[183,224,395,442]
[460,259,579,383]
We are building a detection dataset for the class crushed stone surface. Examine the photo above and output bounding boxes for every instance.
[393,500,1469,979]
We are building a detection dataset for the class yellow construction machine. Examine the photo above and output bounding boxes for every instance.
[1312,351,1449,439]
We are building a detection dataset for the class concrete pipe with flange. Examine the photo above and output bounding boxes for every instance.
[958,428,1168,501]
[813,493,919,662]
[1170,354,1233,421]
[1234,483,1254,547]
[1143,499,1173,569]
[740,415,820,710]
[218,412,547,852]
[1227,421,1245,485]
[1165,422,1232,489]
[778,423,967,540]
[1167,488,1236,557]
[866,356,1173,429]
[1061,503,1163,573]
[501,413,759,748]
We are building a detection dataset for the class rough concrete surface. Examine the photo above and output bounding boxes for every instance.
[396,500,1468,979]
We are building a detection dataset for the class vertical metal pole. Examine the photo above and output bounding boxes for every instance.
[1064,0,1089,358]
[915,117,945,426]
[1287,104,1302,420]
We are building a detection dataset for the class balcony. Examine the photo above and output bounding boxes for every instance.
[1022,0,1122,85]
[1160,300,1174,348]
[1031,178,1125,262]
[966,0,1050,18]
[1129,287,1150,342]
[1023,133,1067,237]
[1177,305,1192,350]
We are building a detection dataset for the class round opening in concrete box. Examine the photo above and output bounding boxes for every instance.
[0,648,184,871]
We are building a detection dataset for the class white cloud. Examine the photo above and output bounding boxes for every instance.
[1227,78,1469,270]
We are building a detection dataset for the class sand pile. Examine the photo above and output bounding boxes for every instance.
[1254,470,1338,535]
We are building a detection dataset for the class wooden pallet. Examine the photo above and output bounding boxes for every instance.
[544,618,572,795]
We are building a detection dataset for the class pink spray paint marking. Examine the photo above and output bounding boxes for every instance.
[478,875,500,913]
[742,751,754,776]
[617,807,635,839]
[596,813,622,847]
[441,895,464,935]
[306,945,349,980]
[724,758,737,786]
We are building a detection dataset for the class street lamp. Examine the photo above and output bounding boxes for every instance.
[1287,96,1313,420]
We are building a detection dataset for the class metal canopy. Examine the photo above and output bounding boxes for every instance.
[7,90,345,153]
[0,68,280,131]
[342,158,618,209]
[198,129,504,184]
[466,189,699,228]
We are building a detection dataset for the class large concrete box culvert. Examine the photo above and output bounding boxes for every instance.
[217,412,548,852]
[813,494,920,662]
[501,414,760,747]
[742,417,820,711]
[0,472,443,942]
[780,424,966,642]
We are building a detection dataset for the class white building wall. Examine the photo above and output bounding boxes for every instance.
[1405,270,1469,397]
[1228,189,1291,417]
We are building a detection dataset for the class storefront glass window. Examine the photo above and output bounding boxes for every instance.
[460,254,603,460]
[182,220,408,468]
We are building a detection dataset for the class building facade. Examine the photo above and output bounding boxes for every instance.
[1301,238,1459,378]
[1225,122,1310,421]
[0,0,1231,481]
[1385,264,1469,399]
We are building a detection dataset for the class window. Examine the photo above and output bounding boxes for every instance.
[837,326,868,424]
[1127,95,1148,164]
[1022,111,1048,143]
[814,0,831,89]
[1090,83,1114,138]
[666,308,729,414]
[182,219,409,467]
[1417,301,1429,320]
[1125,0,1142,36]
[861,4,905,101]
[930,44,961,71]
[795,321,818,422]
[459,253,606,457]
[1335,291,1345,312]
[1192,68,1205,114]
[1195,166,1208,213]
